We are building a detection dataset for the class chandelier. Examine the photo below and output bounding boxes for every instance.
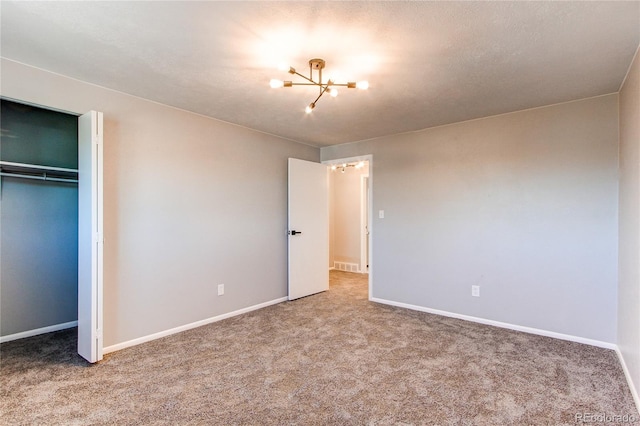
[330,161,366,173]
[269,58,369,113]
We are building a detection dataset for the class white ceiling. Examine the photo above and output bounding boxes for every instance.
[1,1,639,147]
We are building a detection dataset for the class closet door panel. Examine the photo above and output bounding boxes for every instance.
[78,111,103,363]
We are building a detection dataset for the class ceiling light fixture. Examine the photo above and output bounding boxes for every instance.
[330,161,366,173]
[270,58,368,113]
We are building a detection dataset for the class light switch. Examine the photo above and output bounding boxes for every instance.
[379,210,385,219]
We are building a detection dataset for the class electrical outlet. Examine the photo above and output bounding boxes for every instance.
[218,284,225,296]
[472,285,480,297]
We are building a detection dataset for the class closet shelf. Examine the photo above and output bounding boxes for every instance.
[0,161,79,183]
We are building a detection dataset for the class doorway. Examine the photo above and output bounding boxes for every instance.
[324,155,372,298]
[0,99,80,343]
[0,99,104,363]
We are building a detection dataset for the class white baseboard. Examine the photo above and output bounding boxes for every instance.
[0,320,78,343]
[370,297,616,350]
[103,297,287,354]
[615,347,640,414]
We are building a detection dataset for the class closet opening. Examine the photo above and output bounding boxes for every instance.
[1,98,104,363]
[0,99,80,345]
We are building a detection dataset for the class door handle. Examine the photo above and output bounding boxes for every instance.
[289,230,303,235]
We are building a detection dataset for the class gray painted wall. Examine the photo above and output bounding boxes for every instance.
[618,46,640,399]
[0,59,319,347]
[322,94,619,343]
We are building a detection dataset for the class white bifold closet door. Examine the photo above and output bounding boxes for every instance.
[77,111,104,363]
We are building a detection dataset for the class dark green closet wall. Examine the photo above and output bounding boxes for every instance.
[1,100,78,168]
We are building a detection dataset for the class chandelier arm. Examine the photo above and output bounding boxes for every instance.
[290,82,324,86]
[311,84,331,106]
[289,82,351,87]
[291,70,318,85]
[289,67,352,87]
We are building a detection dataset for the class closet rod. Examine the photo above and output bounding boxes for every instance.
[0,160,78,174]
[0,172,78,184]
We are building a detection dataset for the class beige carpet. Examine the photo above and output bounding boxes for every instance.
[1,271,638,425]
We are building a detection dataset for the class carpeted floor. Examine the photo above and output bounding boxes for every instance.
[1,271,638,425]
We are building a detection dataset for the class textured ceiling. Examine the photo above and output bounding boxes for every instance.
[1,1,639,147]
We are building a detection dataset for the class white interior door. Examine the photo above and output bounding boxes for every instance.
[78,111,104,363]
[288,158,329,300]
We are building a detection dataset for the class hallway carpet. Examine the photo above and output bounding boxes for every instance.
[1,271,637,425]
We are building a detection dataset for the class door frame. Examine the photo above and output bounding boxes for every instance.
[0,97,104,361]
[360,174,370,274]
[322,154,373,300]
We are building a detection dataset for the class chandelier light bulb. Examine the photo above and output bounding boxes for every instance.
[329,88,338,97]
[305,103,315,114]
[331,165,337,171]
[356,80,369,90]
[270,79,284,89]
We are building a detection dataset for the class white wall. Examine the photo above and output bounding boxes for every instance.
[618,46,640,403]
[322,94,619,343]
[0,59,319,347]
[329,164,368,266]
